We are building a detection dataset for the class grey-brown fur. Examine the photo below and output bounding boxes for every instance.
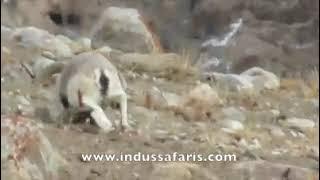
[58,52,130,132]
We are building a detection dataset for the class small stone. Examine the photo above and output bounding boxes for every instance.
[220,120,244,131]
[271,150,282,155]
[70,37,92,54]
[8,91,13,96]
[78,37,91,50]
[269,126,285,137]
[1,46,11,55]
[162,92,181,107]
[222,107,246,122]
[290,130,298,137]
[238,138,248,147]
[96,46,113,57]
[42,51,56,59]
[249,138,261,150]
[141,73,149,79]
[208,72,254,92]
[286,117,315,129]
[265,102,272,107]
[32,56,55,80]
[16,95,30,106]
[240,67,280,91]
[269,109,280,117]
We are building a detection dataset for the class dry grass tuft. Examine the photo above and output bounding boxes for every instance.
[171,83,221,121]
[118,50,199,81]
[280,68,319,98]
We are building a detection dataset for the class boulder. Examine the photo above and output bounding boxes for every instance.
[207,72,254,93]
[10,27,73,58]
[32,56,55,80]
[286,117,316,129]
[205,67,280,93]
[90,7,163,53]
[241,67,280,91]
[1,115,71,180]
[10,27,54,49]
[56,35,92,54]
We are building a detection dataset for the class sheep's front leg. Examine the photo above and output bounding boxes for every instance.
[82,96,114,133]
[119,93,131,130]
[108,92,131,130]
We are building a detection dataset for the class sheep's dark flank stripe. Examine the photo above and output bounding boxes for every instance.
[99,69,109,95]
[60,94,70,109]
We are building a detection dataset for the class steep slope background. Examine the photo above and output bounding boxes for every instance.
[1,0,319,180]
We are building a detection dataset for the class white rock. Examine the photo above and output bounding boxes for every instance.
[1,46,11,55]
[249,138,262,150]
[240,67,280,91]
[269,109,280,117]
[210,72,254,92]
[290,130,298,137]
[162,92,181,107]
[16,95,30,106]
[47,38,73,58]
[286,117,315,129]
[238,138,248,147]
[10,27,54,48]
[269,126,286,137]
[78,37,91,50]
[208,67,279,93]
[95,7,148,35]
[96,46,113,57]
[55,35,73,45]
[222,107,246,122]
[32,56,55,79]
[220,120,244,131]
[69,37,92,54]
[41,51,56,59]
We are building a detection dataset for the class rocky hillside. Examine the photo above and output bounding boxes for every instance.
[1,0,319,180]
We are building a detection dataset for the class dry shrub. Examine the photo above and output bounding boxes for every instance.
[280,78,305,89]
[212,83,260,111]
[172,98,215,121]
[171,83,221,121]
[280,68,319,98]
[142,90,167,110]
[305,68,319,98]
[119,51,199,80]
